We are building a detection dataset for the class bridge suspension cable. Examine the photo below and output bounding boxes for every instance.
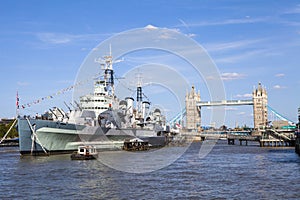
[267,105,295,125]
[169,108,186,124]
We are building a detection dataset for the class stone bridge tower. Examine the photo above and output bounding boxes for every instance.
[185,85,201,130]
[253,82,268,129]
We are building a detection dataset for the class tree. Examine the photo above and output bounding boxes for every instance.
[0,120,18,139]
[219,125,227,131]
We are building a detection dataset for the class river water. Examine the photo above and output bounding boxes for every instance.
[1,141,299,199]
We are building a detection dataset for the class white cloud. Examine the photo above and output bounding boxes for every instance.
[205,39,264,52]
[178,19,189,29]
[181,17,269,27]
[157,28,185,40]
[275,73,285,77]
[178,19,196,38]
[206,76,216,80]
[186,33,196,38]
[206,72,246,81]
[214,49,267,63]
[159,32,176,40]
[35,32,111,44]
[221,72,245,81]
[36,33,73,44]
[17,81,30,86]
[225,107,238,111]
[273,85,287,89]
[280,20,300,27]
[237,112,246,115]
[235,93,252,98]
[282,4,300,14]
[144,24,158,30]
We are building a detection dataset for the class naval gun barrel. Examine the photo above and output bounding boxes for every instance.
[64,101,72,112]
[49,109,58,119]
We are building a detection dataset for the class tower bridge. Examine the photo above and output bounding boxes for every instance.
[185,82,268,130]
[178,82,297,145]
[170,82,294,131]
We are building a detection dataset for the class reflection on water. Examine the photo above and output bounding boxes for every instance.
[0,141,299,199]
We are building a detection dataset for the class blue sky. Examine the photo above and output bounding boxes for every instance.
[0,0,300,127]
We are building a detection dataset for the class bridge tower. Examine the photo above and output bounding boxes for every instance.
[185,85,201,130]
[253,82,268,129]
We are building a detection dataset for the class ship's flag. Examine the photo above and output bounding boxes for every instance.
[16,91,19,109]
[176,123,182,129]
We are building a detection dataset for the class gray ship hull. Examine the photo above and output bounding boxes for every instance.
[18,118,166,155]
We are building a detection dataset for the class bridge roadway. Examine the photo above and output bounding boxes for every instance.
[169,99,254,124]
[197,99,254,107]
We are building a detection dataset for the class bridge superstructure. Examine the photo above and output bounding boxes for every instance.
[185,82,268,130]
[170,82,297,146]
[197,99,253,107]
[171,82,295,133]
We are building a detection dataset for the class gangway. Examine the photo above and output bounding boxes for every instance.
[259,128,295,147]
[266,129,293,141]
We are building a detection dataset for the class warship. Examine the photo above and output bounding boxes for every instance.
[17,51,169,155]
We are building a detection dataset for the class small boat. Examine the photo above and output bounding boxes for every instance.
[122,138,150,151]
[71,145,98,160]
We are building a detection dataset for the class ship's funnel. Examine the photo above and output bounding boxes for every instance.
[119,100,127,110]
[142,101,150,119]
[125,97,134,116]
[154,108,161,116]
[153,108,161,122]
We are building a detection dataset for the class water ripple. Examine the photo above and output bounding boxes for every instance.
[0,142,299,199]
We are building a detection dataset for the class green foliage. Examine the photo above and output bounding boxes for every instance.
[0,120,18,139]
[242,124,251,131]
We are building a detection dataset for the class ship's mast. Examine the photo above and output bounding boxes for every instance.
[136,73,143,113]
[16,91,19,117]
[100,46,115,96]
